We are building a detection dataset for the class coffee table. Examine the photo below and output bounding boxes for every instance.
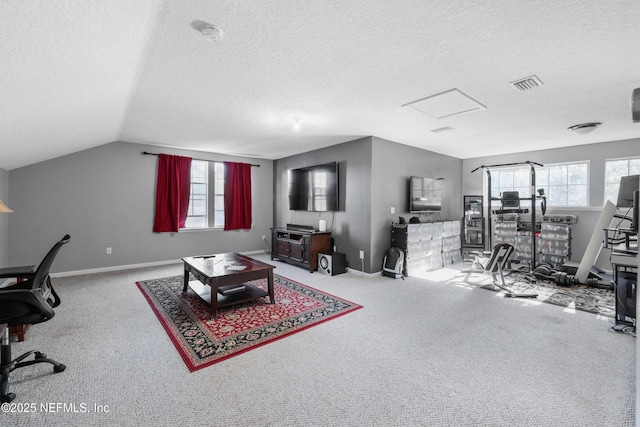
[182,253,276,319]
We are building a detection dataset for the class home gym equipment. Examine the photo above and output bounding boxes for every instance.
[471,161,547,271]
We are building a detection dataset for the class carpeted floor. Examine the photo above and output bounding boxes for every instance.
[136,274,362,371]
[420,264,618,320]
[1,255,635,426]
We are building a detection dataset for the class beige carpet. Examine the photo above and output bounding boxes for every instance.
[2,254,635,426]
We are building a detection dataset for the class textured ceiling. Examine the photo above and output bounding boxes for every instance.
[1,0,639,170]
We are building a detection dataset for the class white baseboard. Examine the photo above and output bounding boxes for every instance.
[50,250,270,278]
[347,268,381,278]
[51,259,181,278]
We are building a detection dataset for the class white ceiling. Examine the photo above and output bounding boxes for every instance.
[2,0,639,170]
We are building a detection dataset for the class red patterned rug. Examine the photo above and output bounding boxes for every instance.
[136,274,362,371]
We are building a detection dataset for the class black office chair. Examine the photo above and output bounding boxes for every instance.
[0,234,70,403]
[464,242,537,299]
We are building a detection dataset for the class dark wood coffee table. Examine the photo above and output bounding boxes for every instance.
[182,253,275,319]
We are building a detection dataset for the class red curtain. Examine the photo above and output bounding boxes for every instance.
[153,154,192,232]
[224,162,252,230]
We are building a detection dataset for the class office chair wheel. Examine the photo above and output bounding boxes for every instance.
[2,392,16,403]
[54,364,66,373]
[34,352,47,360]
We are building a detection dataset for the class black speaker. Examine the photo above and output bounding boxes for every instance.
[318,252,347,276]
[615,271,636,327]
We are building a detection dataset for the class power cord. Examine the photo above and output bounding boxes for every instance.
[262,237,272,251]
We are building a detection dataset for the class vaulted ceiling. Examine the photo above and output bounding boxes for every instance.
[2,1,639,170]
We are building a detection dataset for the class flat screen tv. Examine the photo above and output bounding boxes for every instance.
[409,176,442,213]
[616,175,640,207]
[288,162,338,211]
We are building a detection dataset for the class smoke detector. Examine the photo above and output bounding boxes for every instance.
[201,25,223,42]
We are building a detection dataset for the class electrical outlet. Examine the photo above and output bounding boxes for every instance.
[262,235,266,241]
[390,206,395,214]
[106,247,112,255]
[359,250,364,259]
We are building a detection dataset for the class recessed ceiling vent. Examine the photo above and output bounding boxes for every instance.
[509,75,543,91]
[430,126,454,133]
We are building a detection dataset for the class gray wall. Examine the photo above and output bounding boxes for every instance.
[274,137,373,272]
[9,135,635,275]
[0,168,9,268]
[462,137,640,270]
[8,141,273,273]
[273,136,463,274]
[371,137,463,272]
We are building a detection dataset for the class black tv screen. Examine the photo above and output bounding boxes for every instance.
[288,162,338,211]
[616,175,640,207]
[409,176,442,213]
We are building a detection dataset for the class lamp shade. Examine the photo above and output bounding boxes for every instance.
[0,199,13,213]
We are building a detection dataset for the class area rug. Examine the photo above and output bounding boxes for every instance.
[136,274,362,371]
[479,275,615,318]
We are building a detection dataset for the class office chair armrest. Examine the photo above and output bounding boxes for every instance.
[41,277,61,308]
[0,289,56,322]
[0,265,37,282]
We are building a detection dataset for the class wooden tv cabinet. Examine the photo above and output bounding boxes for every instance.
[271,227,331,272]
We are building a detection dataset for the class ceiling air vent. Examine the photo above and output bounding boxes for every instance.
[430,126,454,133]
[509,75,543,91]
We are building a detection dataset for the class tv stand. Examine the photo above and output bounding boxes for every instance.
[271,227,331,272]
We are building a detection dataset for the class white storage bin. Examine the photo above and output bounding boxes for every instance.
[443,221,454,237]
[421,223,433,240]
[432,222,444,239]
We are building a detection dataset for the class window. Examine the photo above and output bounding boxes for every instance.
[213,162,225,227]
[485,161,589,208]
[184,160,225,229]
[604,157,640,204]
[536,162,589,207]
[185,160,207,228]
[489,167,531,208]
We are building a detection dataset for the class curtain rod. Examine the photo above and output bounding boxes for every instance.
[142,151,260,167]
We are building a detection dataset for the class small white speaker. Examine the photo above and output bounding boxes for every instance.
[318,220,327,232]
[318,252,347,276]
[633,88,640,123]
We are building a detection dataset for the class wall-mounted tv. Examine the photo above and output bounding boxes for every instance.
[288,162,338,211]
[409,176,442,213]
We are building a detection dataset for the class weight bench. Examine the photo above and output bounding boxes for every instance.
[464,242,538,299]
